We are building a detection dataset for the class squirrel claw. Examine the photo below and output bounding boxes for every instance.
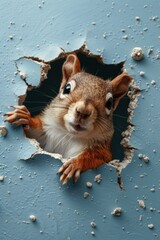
[58,159,82,184]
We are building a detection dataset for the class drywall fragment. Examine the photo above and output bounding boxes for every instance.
[29,214,37,222]
[137,199,146,209]
[131,47,144,61]
[112,207,122,216]
[148,224,154,229]
[139,71,145,76]
[138,153,143,159]
[143,155,150,163]
[0,126,8,137]
[86,182,92,188]
[0,176,4,182]
[94,174,102,183]
[151,80,156,85]
[91,231,95,236]
[83,192,90,199]
[90,221,96,228]
[135,16,140,21]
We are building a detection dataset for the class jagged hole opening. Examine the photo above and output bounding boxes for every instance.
[23,51,130,161]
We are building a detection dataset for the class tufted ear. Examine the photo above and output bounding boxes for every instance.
[111,72,132,110]
[60,54,81,90]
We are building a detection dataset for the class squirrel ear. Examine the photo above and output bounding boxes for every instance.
[111,72,132,110]
[61,54,81,86]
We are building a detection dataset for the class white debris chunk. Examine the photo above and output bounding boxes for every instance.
[90,221,96,228]
[137,199,146,209]
[131,47,144,61]
[151,80,156,85]
[94,174,102,183]
[91,231,95,236]
[0,176,4,182]
[0,126,8,137]
[143,155,150,163]
[138,153,143,159]
[139,71,145,76]
[148,223,154,229]
[83,192,90,199]
[135,16,140,21]
[86,182,92,188]
[112,207,122,216]
[29,214,37,222]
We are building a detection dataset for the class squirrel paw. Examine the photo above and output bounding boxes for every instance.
[58,158,82,184]
[4,105,31,128]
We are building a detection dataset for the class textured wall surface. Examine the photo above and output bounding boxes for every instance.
[0,0,160,239]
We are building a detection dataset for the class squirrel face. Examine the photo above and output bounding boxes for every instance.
[44,54,132,144]
[58,72,114,140]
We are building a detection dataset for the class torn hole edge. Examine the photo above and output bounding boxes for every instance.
[15,43,140,188]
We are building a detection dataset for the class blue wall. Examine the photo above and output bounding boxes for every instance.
[0,0,160,239]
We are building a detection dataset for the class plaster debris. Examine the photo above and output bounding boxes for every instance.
[40,62,51,82]
[150,188,155,192]
[150,207,156,212]
[137,199,146,209]
[91,231,95,236]
[86,182,92,188]
[138,153,143,159]
[90,221,96,228]
[143,155,150,163]
[0,175,4,182]
[135,16,140,21]
[112,207,122,216]
[0,126,8,137]
[148,224,154,229]
[94,174,102,183]
[139,71,145,76]
[83,192,90,199]
[29,214,37,222]
[122,35,128,40]
[151,80,156,85]
[131,47,144,61]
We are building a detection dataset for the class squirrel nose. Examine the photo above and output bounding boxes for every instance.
[75,101,93,120]
[76,108,91,119]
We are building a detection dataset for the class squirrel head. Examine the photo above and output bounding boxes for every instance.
[48,54,132,142]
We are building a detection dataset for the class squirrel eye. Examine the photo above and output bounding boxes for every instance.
[63,83,71,94]
[60,80,76,99]
[105,97,113,110]
[63,80,76,95]
[105,92,113,115]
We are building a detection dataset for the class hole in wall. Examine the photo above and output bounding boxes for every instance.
[23,52,128,161]
[15,47,140,187]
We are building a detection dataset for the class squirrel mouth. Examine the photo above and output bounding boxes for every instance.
[69,123,86,132]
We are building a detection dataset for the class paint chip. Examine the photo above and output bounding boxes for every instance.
[137,199,146,209]
[94,174,102,183]
[0,126,8,137]
[29,214,37,222]
[0,176,4,182]
[148,224,154,229]
[83,192,90,199]
[86,182,92,188]
[131,47,144,61]
[112,207,122,216]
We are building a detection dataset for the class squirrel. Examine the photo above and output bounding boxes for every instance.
[4,54,132,184]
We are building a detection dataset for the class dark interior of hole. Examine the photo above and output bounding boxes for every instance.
[23,52,130,161]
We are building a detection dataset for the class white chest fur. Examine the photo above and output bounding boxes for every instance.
[42,117,86,159]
